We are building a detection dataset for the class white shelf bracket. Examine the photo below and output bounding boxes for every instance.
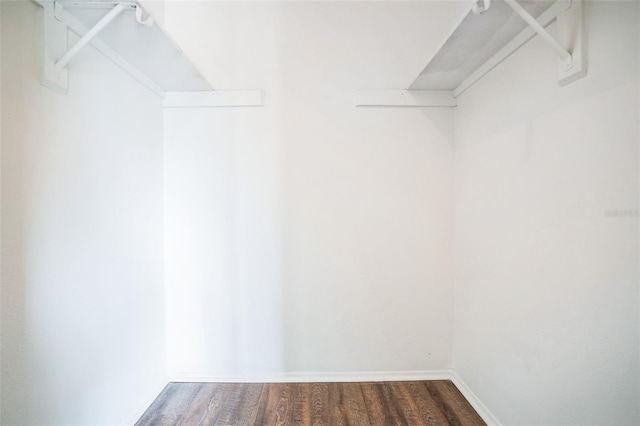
[162,91,264,108]
[504,0,586,85]
[354,90,456,107]
[54,2,129,71]
[40,1,69,94]
[39,0,164,96]
[555,0,586,86]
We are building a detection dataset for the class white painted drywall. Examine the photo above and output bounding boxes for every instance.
[163,1,461,377]
[0,2,165,424]
[453,1,640,425]
[0,2,3,421]
[0,3,3,420]
[3,1,636,424]
[139,0,165,28]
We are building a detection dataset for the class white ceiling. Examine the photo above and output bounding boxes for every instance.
[61,0,561,93]
[159,1,473,90]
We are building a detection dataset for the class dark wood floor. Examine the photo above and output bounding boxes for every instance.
[135,380,486,425]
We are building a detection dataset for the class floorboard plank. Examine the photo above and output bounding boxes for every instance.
[261,383,294,425]
[424,380,486,426]
[137,380,486,426]
[389,381,449,426]
[361,382,408,426]
[214,383,264,425]
[175,383,222,426]
[291,382,312,424]
[252,384,269,425]
[310,382,329,426]
[136,382,203,426]
[328,382,369,426]
[190,383,235,425]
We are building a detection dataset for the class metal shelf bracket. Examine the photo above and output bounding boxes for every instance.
[39,0,154,94]
[40,1,69,94]
[503,0,586,85]
[53,2,129,71]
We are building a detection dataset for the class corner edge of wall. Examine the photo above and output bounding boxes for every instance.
[450,371,503,426]
[123,378,170,426]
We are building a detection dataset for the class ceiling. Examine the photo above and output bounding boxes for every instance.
[59,0,561,93]
[158,1,473,90]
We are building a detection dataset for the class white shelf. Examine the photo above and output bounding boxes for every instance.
[411,0,558,91]
[358,0,586,107]
[68,2,211,92]
[36,0,262,106]
[410,0,585,96]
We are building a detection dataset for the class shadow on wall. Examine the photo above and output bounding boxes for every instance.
[163,2,457,376]
[1,2,165,424]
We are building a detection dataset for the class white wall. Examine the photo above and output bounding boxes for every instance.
[453,1,640,425]
[0,2,165,424]
[0,2,3,420]
[2,1,636,424]
[164,1,462,377]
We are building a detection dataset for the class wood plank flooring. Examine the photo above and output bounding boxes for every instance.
[135,381,486,426]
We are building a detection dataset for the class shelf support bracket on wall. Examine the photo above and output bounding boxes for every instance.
[40,1,69,94]
[163,91,264,108]
[505,0,571,66]
[39,0,163,96]
[504,0,586,86]
[354,90,456,107]
[54,2,128,71]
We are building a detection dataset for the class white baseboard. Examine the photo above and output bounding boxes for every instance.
[450,372,502,426]
[168,369,452,383]
[124,378,170,426]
